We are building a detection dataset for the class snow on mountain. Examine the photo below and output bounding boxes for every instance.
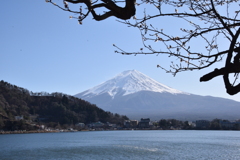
[78,70,187,99]
[75,70,240,120]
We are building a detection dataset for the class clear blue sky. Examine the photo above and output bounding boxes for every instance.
[1,0,240,102]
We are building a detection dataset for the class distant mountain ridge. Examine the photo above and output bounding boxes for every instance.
[75,70,240,120]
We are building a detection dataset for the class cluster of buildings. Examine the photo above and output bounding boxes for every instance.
[75,118,153,131]
[124,118,152,129]
[84,118,159,130]
[11,114,240,131]
[85,118,240,130]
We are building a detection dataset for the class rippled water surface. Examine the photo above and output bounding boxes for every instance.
[1,130,240,160]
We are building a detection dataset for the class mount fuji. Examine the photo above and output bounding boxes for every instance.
[75,70,240,120]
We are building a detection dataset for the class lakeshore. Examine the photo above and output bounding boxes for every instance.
[0,130,59,134]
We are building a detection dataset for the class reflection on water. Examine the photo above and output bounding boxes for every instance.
[1,130,240,160]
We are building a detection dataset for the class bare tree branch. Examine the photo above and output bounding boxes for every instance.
[223,28,240,95]
[47,0,240,95]
[47,0,136,22]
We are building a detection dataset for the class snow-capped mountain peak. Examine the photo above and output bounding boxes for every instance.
[74,70,240,120]
[76,70,187,99]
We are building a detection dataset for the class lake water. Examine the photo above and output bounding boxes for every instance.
[1,130,240,160]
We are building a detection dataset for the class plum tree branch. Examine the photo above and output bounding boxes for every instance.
[47,0,136,22]
[47,0,240,95]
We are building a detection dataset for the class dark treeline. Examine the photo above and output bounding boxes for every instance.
[0,80,128,131]
[157,119,192,130]
[153,118,240,130]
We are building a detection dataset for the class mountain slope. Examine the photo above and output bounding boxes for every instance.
[76,70,186,99]
[75,70,240,120]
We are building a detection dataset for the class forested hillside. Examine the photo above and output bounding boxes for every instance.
[0,80,128,130]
